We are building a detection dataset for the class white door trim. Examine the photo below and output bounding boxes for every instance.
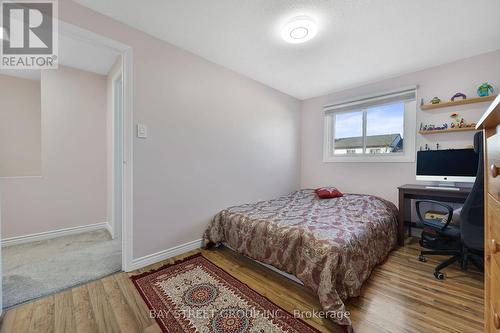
[57,21,134,272]
[122,47,134,272]
[109,72,123,240]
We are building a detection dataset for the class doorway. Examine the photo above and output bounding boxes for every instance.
[0,22,133,310]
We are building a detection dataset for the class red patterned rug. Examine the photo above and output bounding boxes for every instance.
[131,253,321,333]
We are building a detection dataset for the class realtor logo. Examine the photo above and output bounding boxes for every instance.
[1,0,58,69]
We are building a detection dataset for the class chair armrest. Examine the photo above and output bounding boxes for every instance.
[415,200,454,230]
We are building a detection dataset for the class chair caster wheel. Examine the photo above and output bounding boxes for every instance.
[418,255,426,262]
[434,271,445,280]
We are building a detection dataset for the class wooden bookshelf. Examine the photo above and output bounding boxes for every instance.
[419,127,477,135]
[421,95,497,110]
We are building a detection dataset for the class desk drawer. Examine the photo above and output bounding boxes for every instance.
[487,131,500,201]
[490,258,500,331]
[488,195,500,268]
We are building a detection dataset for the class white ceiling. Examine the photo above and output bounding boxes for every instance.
[0,32,119,81]
[75,0,500,100]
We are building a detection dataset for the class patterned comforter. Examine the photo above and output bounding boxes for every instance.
[202,189,398,328]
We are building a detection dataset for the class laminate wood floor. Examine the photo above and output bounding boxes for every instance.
[0,238,483,333]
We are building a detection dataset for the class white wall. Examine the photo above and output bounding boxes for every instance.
[59,2,301,259]
[301,50,500,204]
[0,75,41,177]
[1,66,107,238]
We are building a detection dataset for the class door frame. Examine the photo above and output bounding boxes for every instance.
[57,21,134,272]
[111,73,123,240]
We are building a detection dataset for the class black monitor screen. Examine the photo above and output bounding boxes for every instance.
[416,149,478,177]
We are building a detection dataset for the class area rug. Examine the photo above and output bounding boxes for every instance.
[131,253,320,333]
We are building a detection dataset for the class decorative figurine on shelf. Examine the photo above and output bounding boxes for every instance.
[450,113,460,128]
[430,97,441,104]
[451,92,466,101]
[420,122,449,131]
[477,82,494,97]
[459,118,465,128]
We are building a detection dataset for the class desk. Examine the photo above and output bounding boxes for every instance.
[397,184,471,246]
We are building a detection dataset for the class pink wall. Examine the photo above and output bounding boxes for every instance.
[57,2,301,258]
[300,50,500,204]
[1,66,107,238]
[0,75,41,177]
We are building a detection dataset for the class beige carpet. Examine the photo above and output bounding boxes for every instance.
[2,229,121,308]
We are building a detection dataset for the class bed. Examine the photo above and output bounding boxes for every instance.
[202,189,398,328]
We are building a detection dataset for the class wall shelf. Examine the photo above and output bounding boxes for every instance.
[419,127,477,135]
[421,95,497,110]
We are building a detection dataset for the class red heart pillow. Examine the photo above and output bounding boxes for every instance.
[315,187,343,199]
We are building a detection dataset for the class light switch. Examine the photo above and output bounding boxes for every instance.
[137,123,147,138]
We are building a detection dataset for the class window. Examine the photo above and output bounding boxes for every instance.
[333,111,363,155]
[323,88,416,162]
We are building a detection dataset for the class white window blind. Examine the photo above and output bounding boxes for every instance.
[324,88,417,114]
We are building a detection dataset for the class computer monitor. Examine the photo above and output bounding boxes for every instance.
[416,148,479,183]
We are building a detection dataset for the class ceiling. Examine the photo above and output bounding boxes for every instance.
[0,32,119,81]
[75,0,500,100]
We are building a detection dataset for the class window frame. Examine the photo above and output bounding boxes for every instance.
[323,89,417,163]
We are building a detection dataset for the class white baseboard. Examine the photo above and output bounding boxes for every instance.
[104,222,113,238]
[129,238,202,271]
[2,222,109,247]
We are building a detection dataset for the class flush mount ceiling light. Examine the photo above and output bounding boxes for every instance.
[281,16,318,44]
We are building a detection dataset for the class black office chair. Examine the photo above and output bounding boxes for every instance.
[459,131,485,271]
[416,131,484,280]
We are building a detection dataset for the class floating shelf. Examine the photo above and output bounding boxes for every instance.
[419,127,477,135]
[421,95,497,110]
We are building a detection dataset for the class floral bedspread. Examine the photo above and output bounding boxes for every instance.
[202,189,398,328]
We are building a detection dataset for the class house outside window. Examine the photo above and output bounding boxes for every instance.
[323,88,417,163]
